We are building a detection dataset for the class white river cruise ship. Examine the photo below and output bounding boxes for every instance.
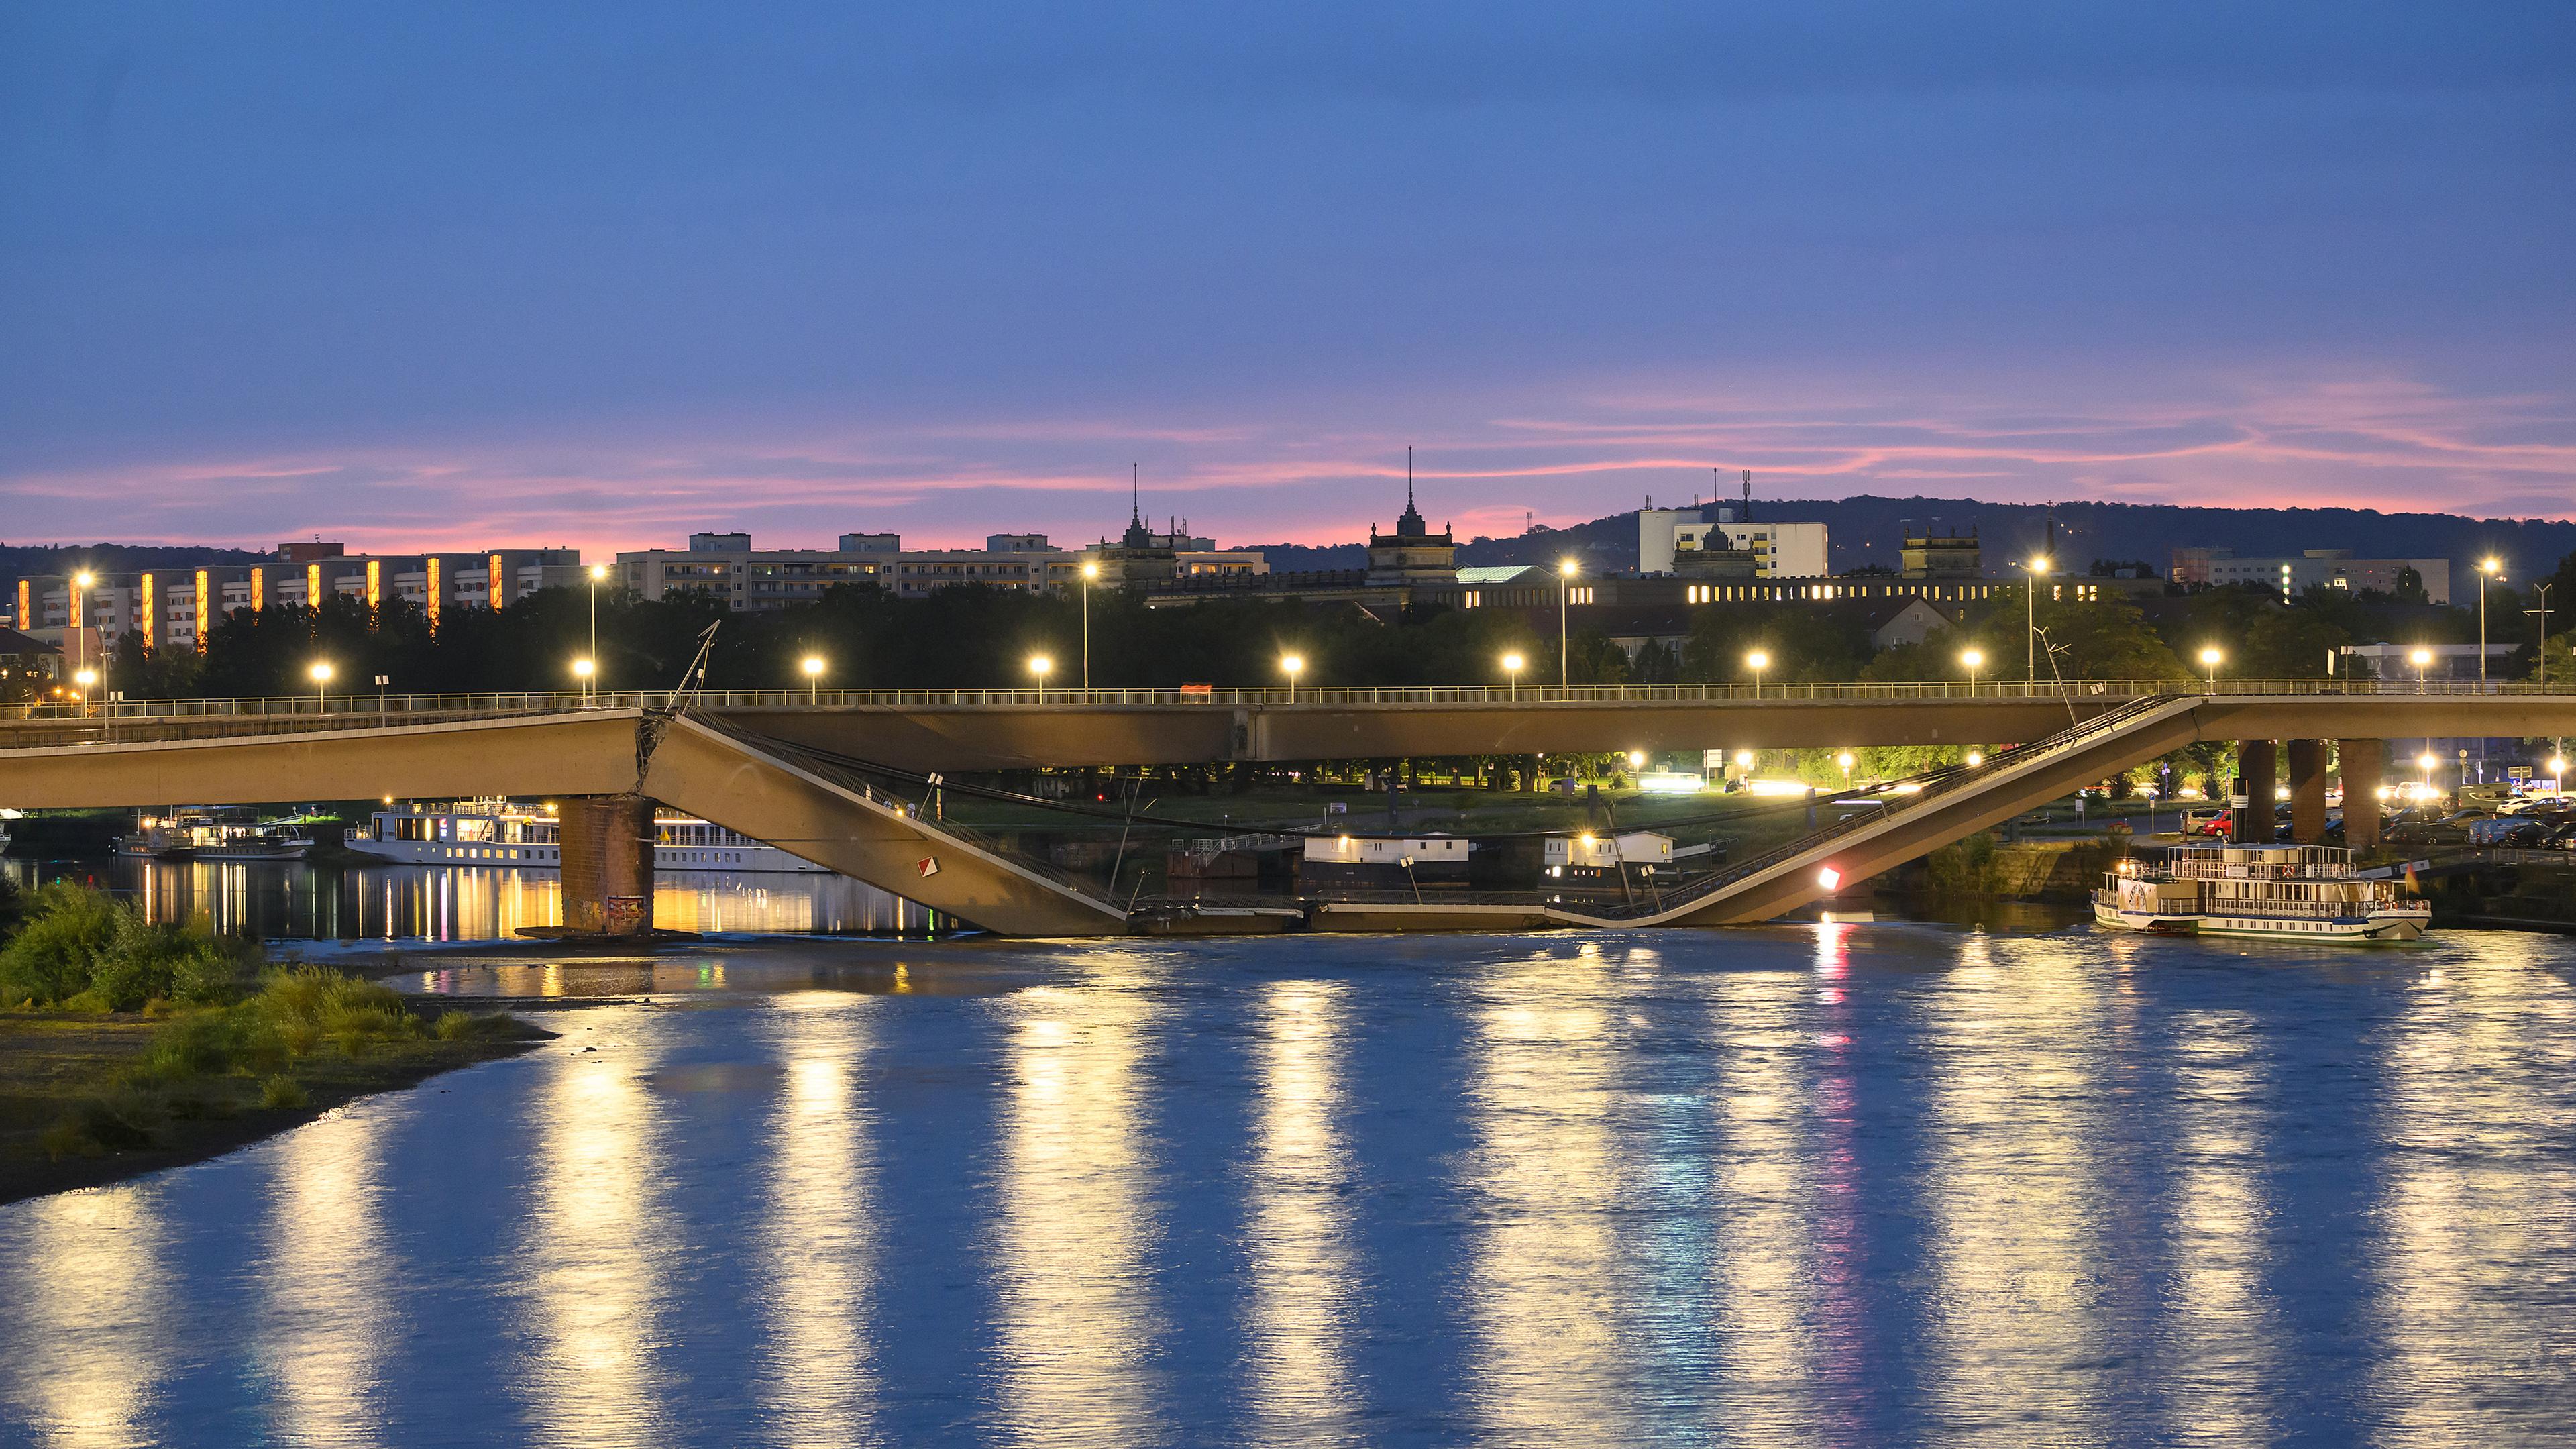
[2094,843,2430,943]
[351,800,832,874]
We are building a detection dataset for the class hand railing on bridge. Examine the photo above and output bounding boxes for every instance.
[8,676,2573,723]
[1553,693,2190,922]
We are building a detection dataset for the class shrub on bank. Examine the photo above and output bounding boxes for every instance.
[0,882,255,1011]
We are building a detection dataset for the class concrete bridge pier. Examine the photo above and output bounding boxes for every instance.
[2287,739,2330,844]
[2231,740,2277,844]
[2339,741,2383,852]
[557,794,657,935]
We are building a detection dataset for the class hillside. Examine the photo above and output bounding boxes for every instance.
[1237,496,2576,580]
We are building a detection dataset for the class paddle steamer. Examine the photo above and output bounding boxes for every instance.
[2094,843,2430,942]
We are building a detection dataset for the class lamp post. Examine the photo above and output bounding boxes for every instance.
[2418,751,2438,804]
[1960,647,1984,696]
[800,654,824,704]
[1837,751,1854,786]
[1080,559,1099,694]
[572,656,595,702]
[1501,651,1525,702]
[2025,555,2053,685]
[374,672,390,722]
[2198,646,2222,694]
[586,562,608,681]
[1558,557,1579,698]
[72,666,97,718]
[2530,582,2553,692]
[2478,557,2502,688]
[1027,653,1052,705]
[309,661,334,714]
[2551,753,2567,798]
[1281,653,1304,703]
[2409,646,2432,694]
[1746,649,1770,698]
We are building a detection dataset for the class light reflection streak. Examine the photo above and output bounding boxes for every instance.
[2368,941,2576,1445]
[991,973,1165,1446]
[1242,979,1358,1445]
[758,996,877,1446]
[1463,945,1638,1445]
[258,1112,396,1447]
[2162,1010,2272,1444]
[1707,965,1823,1444]
[0,1189,172,1448]
[517,1023,671,1448]
[1923,935,2109,1443]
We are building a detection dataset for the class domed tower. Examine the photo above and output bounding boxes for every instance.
[1366,450,1458,586]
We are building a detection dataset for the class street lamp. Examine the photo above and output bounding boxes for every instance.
[2024,555,2053,683]
[2409,646,2432,693]
[800,654,824,704]
[2198,646,2223,693]
[586,562,608,680]
[2479,557,2503,688]
[309,660,334,714]
[1558,557,1580,696]
[2551,754,2568,794]
[572,656,596,702]
[2418,751,2438,800]
[1080,559,1100,693]
[1746,649,1770,698]
[72,666,97,718]
[1837,750,1854,785]
[1501,651,1525,701]
[1965,749,1984,767]
[1281,653,1305,702]
[1960,647,1985,694]
[1027,653,1052,704]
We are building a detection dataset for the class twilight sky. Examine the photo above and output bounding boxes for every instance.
[4,3,2572,555]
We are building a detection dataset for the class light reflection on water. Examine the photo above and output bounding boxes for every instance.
[514,1018,673,1446]
[0,926,2570,1446]
[257,1114,393,1448]
[1,856,941,941]
[1922,935,2113,1444]
[756,997,878,1446]
[1462,941,1639,1446]
[990,967,1166,1448]
[1242,979,1360,1446]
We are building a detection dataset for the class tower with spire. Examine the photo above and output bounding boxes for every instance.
[1366,447,1458,586]
[1093,462,1178,586]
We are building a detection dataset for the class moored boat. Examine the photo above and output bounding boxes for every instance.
[350,800,830,874]
[2094,843,2430,942]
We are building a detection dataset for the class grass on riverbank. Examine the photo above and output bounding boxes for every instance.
[0,881,543,1201]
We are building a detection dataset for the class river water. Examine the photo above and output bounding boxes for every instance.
[3,916,2575,1444]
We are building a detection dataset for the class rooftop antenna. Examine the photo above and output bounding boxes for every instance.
[1131,464,1142,527]
[1407,446,1415,511]
[1742,468,1753,522]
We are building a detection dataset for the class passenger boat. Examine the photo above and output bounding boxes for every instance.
[2093,843,2430,942]
[349,800,830,874]
[117,807,315,861]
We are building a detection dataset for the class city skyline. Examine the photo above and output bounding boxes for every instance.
[5,5,2571,553]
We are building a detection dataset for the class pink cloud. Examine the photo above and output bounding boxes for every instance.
[7,372,2570,555]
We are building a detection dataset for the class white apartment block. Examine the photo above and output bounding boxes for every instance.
[1638,508,1829,578]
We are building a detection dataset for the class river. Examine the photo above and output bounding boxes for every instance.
[1,887,2573,1443]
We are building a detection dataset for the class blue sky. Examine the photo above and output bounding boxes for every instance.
[3,3,2571,553]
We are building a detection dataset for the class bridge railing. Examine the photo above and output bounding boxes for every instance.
[8,676,2573,722]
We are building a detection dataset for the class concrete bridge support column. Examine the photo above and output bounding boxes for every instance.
[2231,740,2277,844]
[2339,741,2383,852]
[2287,739,2330,845]
[557,794,657,935]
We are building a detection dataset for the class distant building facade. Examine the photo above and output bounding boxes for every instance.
[11,542,584,653]
[2172,548,2450,604]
